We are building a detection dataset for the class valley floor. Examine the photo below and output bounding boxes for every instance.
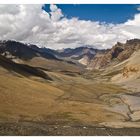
[0,65,140,135]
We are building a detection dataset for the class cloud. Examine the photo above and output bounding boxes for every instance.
[49,4,64,21]
[137,6,140,11]
[0,4,140,49]
[0,5,20,15]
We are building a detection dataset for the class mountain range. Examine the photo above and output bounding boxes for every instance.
[0,39,140,69]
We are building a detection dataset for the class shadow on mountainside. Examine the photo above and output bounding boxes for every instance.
[0,55,52,80]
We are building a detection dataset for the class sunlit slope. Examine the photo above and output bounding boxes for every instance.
[24,57,82,73]
[111,50,140,91]
[0,64,128,126]
[0,66,64,122]
[0,54,134,128]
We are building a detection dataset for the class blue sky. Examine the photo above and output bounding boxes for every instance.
[44,4,140,24]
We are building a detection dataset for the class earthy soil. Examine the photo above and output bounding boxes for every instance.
[0,121,140,136]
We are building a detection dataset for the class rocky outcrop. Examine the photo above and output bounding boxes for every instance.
[122,65,139,78]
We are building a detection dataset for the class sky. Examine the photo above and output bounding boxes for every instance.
[44,4,140,24]
[0,4,140,49]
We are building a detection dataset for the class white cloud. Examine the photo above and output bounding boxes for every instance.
[0,4,140,49]
[0,5,20,15]
[49,4,64,21]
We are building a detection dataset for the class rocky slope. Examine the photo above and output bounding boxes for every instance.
[88,39,140,69]
[111,49,140,91]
